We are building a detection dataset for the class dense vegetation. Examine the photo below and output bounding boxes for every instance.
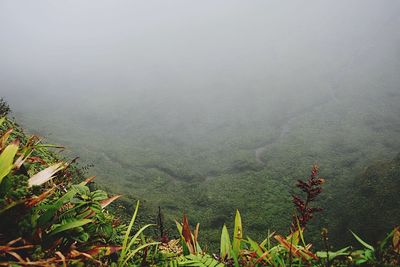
[1,110,399,265]
[12,84,400,250]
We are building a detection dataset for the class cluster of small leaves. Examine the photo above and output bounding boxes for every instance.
[0,98,10,117]
[0,117,127,265]
[0,174,29,204]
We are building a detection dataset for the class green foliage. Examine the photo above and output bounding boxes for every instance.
[0,117,148,266]
[168,203,399,266]
[176,254,224,267]
[1,105,399,266]
[232,210,242,256]
[0,98,10,117]
[118,200,159,266]
[220,224,231,260]
[0,141,19,184]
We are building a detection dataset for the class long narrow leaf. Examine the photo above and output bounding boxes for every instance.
[350,230,375,251]
[126,224,156,251]
[100,195,122,209]
[316,246,350,260]
[0,141,19,184]
[230,248,240,267]
[50,219,92,235]
[181,214,196,254]
[393,227,400,254]
[232,210,242,256]
[220,225,231,259]
[28,162,64,187]
[0,128,13,149]
[122,242,160,266]
[119,200,140,265]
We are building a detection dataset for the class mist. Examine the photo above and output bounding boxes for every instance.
[1,0,400,248]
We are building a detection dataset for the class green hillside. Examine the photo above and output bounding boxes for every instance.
[1,108,399,265]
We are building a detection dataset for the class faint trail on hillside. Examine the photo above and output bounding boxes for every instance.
[253,22,390,165]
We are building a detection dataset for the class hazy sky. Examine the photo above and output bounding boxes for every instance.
[1,0,399,118]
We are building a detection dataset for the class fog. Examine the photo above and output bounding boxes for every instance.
[2,1,399,116]
[2,0,400,175]
[1,0,400,245]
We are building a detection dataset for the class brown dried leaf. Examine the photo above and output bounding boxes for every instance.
[100,195,122,209]
[28,162,65,187]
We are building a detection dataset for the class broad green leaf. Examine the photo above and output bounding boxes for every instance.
[350,230,375,251]
[232,210,242,256]
[220,224,231,259]
[50,219,92,235]
[0,142,19,184]
[37,186,80,226]
[91,190,108,201]
[316,246,350,260]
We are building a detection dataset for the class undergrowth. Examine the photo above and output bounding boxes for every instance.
[0,115,399,266]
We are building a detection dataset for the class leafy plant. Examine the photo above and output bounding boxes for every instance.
[118,200,159,266]
[0,117,126,265]
[1,109,399,266]
[291,164,325,231]
[0,98,10,117]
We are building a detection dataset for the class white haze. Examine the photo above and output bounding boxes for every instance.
[0,0,399,174]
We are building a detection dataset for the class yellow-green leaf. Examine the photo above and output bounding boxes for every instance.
[0,142,19,184]
[220,224,231,259]
[232,210,242,256]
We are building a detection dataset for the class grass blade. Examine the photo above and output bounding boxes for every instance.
[350,230,375,251]
[119,200,140,265]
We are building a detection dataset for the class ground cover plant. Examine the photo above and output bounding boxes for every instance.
[0,113,399,266]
